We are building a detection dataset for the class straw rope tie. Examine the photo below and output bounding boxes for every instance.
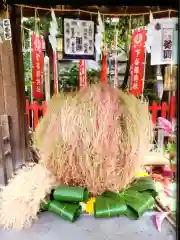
[14,4,177,17]
[60,203,67,216]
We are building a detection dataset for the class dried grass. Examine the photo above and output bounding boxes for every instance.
[0,163,57,229]
[35,84,152,195]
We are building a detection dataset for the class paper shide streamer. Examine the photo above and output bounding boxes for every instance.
[49,9,58,95]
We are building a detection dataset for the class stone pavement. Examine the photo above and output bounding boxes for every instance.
[0,212,175,240]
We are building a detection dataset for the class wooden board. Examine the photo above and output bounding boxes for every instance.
[0,115,13,185]
[144,152,170,166]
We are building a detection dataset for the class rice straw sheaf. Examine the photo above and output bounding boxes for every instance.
[0,163,57,229]
[35,84,152,195]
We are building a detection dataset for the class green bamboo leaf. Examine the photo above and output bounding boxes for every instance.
[125,206,139,220]
[94,196,127,218]
[40,201,50,212]
[121,190,155,217]
[102,177,157,219]
[103,191,121,200]
[48,200,82,222]
[53,186,89,202]
[129,177,157,195]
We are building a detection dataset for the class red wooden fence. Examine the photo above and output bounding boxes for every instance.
[26,96,176,129]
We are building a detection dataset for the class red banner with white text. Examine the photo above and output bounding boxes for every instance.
[129,28,146,96]
[31,33,44,99]
[79,60,87,88]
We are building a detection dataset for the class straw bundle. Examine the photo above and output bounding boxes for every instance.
[0,163,57,229]
[35,84,152,195]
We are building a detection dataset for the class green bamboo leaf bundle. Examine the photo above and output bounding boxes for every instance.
[53,186,89,202]
[122,189,155,218]
[48,200,82,222]
[102,177,157,219]
[129,177,158,197]
[94,196,127,218]
[130,177,156,191]
[103,190,155,219]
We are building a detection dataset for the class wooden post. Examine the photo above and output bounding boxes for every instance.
[169,95,176,121]
[5,5,28,167]
[161,101,168,118]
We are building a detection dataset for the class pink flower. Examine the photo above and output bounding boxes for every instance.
[158,117,173,135]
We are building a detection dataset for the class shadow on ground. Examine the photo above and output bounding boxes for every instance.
[0,212,175,240]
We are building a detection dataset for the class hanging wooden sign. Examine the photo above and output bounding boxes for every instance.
[79,60,87,88]
[63,18,95,60]
[3,19,11,40]
[31,32,44,100]
[129,28,146,96]
[151,18,178,65]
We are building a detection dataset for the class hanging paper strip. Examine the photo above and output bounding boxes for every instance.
[129,28,146,96]
[101,51,108,83]
[114,56,118,87]
[53,51,58,95]
[108,58,112,83]
[114,30,118,87]
[31,32,44,100]
[79,60,87,88]
[44,56,50,102]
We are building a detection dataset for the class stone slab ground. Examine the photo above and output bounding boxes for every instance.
[0,212,175,240]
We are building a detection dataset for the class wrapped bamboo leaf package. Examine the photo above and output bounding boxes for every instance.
[94,196,127,218]
[53,186,89,202]
[48,200,82,222]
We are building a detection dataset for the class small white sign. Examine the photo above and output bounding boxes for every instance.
[151,18,178,65]
[63,18,95,58]
[3,19,11,41]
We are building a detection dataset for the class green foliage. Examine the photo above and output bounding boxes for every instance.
[60,64,100,92]
[143,79,161,104]
[60,64,78,91]
[22,17,63,92]
[23,17,63,38]
[104,16,145,53]
[22,16,158,101]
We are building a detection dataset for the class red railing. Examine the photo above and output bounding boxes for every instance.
[26,96,176,129]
